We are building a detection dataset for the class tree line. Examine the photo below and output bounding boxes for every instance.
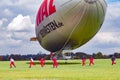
[0,52,120,61]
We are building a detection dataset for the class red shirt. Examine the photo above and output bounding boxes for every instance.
[40,58,45,63]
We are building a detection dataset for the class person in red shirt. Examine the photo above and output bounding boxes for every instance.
[10,58,16,68]
[40,58,45,68]
[111,55,116,65]
[52,57,58,68]
[89,56,94,66]
[82,56,86,66]
[29,58,35,68]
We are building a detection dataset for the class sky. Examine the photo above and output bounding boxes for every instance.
[0,0,120,55]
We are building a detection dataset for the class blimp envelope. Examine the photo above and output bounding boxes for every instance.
[35,0,107,52]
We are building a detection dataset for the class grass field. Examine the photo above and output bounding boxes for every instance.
[0,59,120,80]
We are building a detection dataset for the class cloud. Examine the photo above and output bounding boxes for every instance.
[0,20,3,27]
[0,18,8,27]
[6,14,35,44]
[7,14,34,32]
[0,0,46,55]
[95,32,120,45]
[0,0,43,24]
[100,1,120,31]
[107,2,120,20]
[6,38,22,47]
[0,14,35,49]
[3,8,13,16]
[0,0,13,6]
[8,0,43,13]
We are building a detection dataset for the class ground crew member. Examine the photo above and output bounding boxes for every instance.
[29,58,35,68]
[40,58,45,67]
[10,58,16,68]
[82,56,86,66]
[111,55,116,65]
[89,56,94,66]
[52,57,58,68]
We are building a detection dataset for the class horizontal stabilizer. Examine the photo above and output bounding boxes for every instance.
[30,37,37,41]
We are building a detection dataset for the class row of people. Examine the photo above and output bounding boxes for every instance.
[10,57,58,68]
[81,55,116,66]
[81,56,94,66]
[29,57,58,68]
[9,55,116,68]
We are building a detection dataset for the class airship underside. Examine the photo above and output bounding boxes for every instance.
[35,0,107,52]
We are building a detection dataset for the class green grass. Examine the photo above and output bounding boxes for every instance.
[0,59,120,80]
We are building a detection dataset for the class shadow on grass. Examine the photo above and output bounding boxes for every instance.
[26,61,81,65]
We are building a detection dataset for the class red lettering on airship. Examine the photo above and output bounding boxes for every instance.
[36,0,56,26]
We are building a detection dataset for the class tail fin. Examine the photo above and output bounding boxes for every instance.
[30,37,37,41]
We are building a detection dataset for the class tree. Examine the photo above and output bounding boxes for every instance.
[96,52,103,59]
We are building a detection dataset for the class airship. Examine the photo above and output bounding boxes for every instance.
[31,0,107,53]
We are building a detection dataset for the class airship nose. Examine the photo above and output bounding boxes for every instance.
[84,0,97,4]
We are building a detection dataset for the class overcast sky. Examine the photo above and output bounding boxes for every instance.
[0,0,120,55]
